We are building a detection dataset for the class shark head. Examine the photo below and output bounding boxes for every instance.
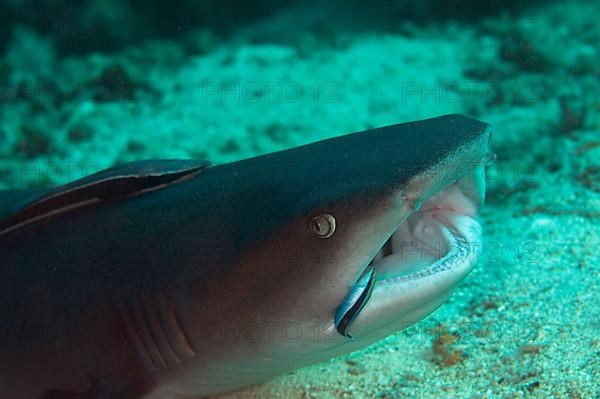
[169,114,492,395]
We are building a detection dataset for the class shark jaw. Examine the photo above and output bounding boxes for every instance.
[338,150,489,342]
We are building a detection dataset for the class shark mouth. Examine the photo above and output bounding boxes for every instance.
[334,161,486,339]
[369,172,483,282]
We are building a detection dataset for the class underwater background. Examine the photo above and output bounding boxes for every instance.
[0,1,598,398]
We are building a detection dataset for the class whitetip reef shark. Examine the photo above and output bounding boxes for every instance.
[0,114,492,398]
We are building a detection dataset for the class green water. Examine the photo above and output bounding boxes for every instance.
[0,1,598,398]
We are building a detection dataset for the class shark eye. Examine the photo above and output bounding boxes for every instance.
[310,214,336,238]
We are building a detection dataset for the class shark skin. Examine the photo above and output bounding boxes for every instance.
[0,114,492,399]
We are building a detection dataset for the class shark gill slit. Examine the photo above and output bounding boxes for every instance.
[141,297,182,367]
[117,301,156,371]
[157,296,197,360]
[132,298,167,369]
[117,296,196,373]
